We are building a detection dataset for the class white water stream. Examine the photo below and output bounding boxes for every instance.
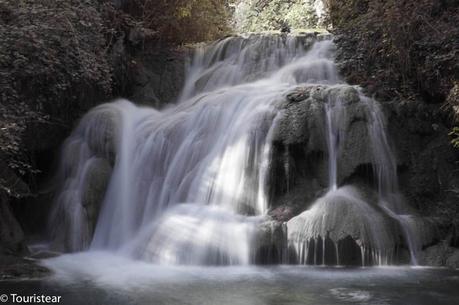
[50,34,424,266]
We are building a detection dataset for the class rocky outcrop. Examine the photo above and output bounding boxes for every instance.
[269,85,375,213]
[266,84,443,265]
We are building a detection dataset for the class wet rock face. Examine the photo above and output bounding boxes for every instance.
[266,85,443,266]
[269,85,374,213]
[273,85,327,147]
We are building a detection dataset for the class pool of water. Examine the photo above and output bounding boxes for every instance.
[1,252,459,305]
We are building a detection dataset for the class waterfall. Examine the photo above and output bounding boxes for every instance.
[324,95,344,191]
[50,33,429,266]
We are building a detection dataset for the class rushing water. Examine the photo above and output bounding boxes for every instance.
[48,33,433,268]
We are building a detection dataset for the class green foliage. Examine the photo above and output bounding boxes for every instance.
[233,0,320,32]
[327,0,458,102]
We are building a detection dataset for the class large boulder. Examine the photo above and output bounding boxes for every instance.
[269,85,375,215]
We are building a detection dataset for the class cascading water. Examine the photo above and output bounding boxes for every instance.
[286,85,430,266]
[50,33,430,267]
[50,34,321,263]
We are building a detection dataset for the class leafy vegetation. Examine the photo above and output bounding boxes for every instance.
[233,0,321,32]
[327,0,458,103]
[326,0,458,150]
[0,0,113,184]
